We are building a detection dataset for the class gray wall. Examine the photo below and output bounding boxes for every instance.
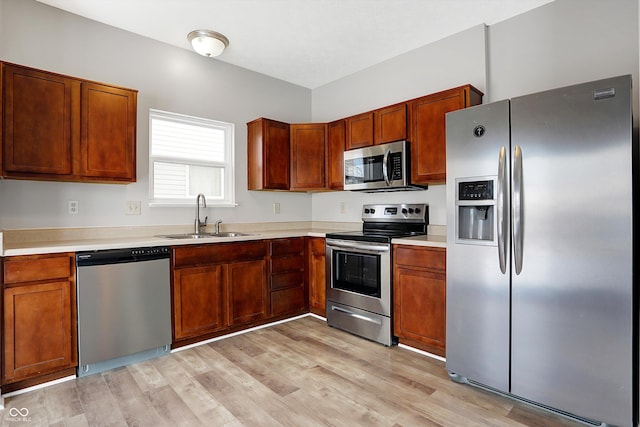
[1,0,638,230]
[310,24,487,225]
[0,0,312,229]
[310,0,639,226]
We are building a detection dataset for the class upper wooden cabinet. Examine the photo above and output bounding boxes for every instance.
[374,102,407,145]
[1,62,137,183]
[327,119,345,190]
[290,123,327,191]
[408,85,483,184]
[80,83,136,180]
[345,112,373,150]
[247,117,290,190]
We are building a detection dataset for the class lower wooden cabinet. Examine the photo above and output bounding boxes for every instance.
[228,259,268,325]
[2,253,77,385]
[269,238,307,317]
[172,241,269,345]
[173,265,226,340]
[393,245,446,357]
[306,237,326,316]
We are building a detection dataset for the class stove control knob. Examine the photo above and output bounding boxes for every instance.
[370,208,375,214]
[402,208,408,215]
[408,208,414,214]
[364,208,370,214]
[415,208,421,214]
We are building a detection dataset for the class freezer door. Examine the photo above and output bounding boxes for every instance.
[510,75,633,427]
[445,100,511,392]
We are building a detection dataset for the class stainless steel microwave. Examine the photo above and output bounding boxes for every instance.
[343,140,427,192]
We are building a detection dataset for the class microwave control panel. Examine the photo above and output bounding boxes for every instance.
[389,152,403,180]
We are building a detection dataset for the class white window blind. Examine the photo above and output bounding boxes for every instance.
[149,109,235,206]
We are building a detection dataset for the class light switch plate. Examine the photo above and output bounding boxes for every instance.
[68,200,79,215]
[126,200,141,215]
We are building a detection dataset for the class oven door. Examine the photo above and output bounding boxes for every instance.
[325,238,391,316]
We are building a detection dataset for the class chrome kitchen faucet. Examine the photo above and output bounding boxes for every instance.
[194,193,208,234]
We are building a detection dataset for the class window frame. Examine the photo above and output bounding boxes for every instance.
[148,109,236,207]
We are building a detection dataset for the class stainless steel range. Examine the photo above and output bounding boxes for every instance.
[325,203,428,346]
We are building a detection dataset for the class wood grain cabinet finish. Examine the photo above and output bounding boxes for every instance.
[247,118,290,190]
[393,245,446,357]
[80,83,136,180]
[345,112,374,150]
[173,265,226,340]
[1,62,137,183]
[408,85,483,184]
[327,120,345,190]
[290,123,327,191]
[269,238,307,317]
[2,253,77,385]
[172,241,269,345]
[306,237,326,317]
[373,102,407,145]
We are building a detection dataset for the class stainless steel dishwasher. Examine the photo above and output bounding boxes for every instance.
[76,246,171,377]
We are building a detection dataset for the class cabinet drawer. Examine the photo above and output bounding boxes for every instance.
[271,286,305,316]
[270,238,304,256]
[4,253,74,284]
[271,271,304,291]
[271,255,304,273]
[394,246,446,271]
[173,241,267,268]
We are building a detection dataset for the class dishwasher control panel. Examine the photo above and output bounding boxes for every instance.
[77,246,170,266]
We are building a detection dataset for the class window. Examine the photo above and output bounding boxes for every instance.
[149,109,235,206]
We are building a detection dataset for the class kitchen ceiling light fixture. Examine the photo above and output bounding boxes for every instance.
[187,29,229,57]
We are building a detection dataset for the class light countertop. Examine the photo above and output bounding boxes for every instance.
[0,223,446,256]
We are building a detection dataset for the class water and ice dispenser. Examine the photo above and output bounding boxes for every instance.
[455,178,497,245]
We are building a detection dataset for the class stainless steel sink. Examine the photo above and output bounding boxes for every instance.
[157,232,253,239]
[212,232,252,237]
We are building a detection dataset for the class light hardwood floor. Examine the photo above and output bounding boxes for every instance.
[1,316,582,426]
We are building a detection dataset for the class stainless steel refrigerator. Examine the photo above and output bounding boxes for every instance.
[445,75,635,427]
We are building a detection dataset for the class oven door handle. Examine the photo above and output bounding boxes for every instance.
[330,305,382,325]
[326,240,390,253]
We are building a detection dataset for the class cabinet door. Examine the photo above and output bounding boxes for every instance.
[327,120,345,190]
[227,259,268,325]
[307,237,326,316]
[247,118,290,190]
[3,280,77,383]
[80,83,136,181]
[373,103,407,145]
[290,123,327,190]
[409,86,482,184]
[393,246,447,356]
[173,265,226,340]
[394,266,446,356]
[2,64,76,176]
[345,112,373,150]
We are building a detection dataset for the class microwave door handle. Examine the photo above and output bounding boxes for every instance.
[383,148,391,186]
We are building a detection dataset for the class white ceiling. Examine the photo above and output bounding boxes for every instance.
[36,0,553,89]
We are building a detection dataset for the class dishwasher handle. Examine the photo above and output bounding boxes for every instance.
[76,246,170,266]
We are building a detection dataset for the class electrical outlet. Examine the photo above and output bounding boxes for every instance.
[126,200,141,215]
[68,200,79,215]
[273,202,281,214]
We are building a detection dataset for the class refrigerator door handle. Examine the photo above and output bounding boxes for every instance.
[497,146,508,274]
[512,144,524,274]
